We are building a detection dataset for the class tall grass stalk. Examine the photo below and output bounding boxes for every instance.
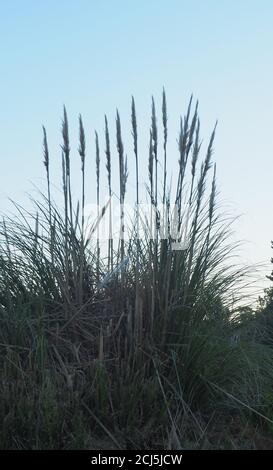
[105,115,113,271]
[95,131,100,281]
[78,114,86,303]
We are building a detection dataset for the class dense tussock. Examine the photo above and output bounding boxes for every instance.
[0,91,273,449]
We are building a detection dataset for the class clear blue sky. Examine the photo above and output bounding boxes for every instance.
[0,0,273,290]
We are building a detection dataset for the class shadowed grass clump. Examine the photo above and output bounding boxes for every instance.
[0,91,273,449]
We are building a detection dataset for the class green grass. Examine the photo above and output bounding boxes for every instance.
[0,91,273,449]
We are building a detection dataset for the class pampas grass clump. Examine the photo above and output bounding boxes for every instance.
[0,91,273,449]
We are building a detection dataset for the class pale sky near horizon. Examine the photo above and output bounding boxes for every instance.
[0,0,273,295]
